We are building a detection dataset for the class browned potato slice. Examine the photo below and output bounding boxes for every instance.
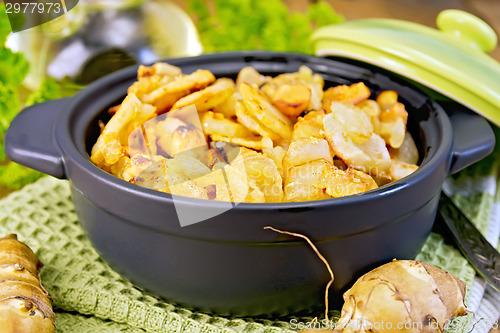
[376,90,399,110]
[210,134,263,151]
[126,154,171,192]
[169,180,208,200]
[390,131,419,165]
[377,118,406,149]
[161,154,216,199]
[128,76,175,99]
[169,125,208,157]
[271,84,311,118]
[233,150,283,202]
[91,94,156,167]
[155,117,187,156]
[327,102,374,144]
[323,113,391,176]
[235,101,281,141]
[137,63,177,79]
[284,182,331,202]
[357,134,392,176]
[285,160,330,187]
[282,138,332,176]
[202,111,254,138]
[236,66,267,90]
[262,137,286,177]
[128,120,157,157]
[138,62,182,78]
[240,83,293,140]
[284,160,333,201]
[245,185,266,203]
[357,99,381,118]
[323,82,371,105]
[374,91,408,148]
[129,63,183,98]
[171,78,235,112]
[298,65,324,86]
[109,156,132,181]
[166,153,212,180]
[291,110,325,140]
[322,164,378,198]
[261,66,324,111]
[225,166,253,202]
[141,69,216,113]
[212,92,238,118]
[390,158,419,181]
[194,166,249,202]
[380,101,409,125]
[299,66,324,110]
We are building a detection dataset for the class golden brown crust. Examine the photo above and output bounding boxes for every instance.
[91,63,420,202]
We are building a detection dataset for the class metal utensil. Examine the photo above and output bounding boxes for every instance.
[439,192,500,291]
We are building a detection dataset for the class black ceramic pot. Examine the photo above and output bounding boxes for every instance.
[5,52,495,316]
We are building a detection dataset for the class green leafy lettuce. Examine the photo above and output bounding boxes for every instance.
[187,0,344,53]
[0,5,72,190]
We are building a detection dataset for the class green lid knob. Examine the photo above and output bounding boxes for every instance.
[436,9,497,53]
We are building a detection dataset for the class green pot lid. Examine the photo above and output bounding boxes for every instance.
[311,10,500,127]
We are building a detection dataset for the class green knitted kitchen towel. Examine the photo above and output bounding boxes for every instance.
[0,176,482,333]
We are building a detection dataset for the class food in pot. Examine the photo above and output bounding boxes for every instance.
[0,234,55,333]
[91,63,419,202]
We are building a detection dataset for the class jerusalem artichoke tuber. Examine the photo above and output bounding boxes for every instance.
[335,260,467,333]
[0,234,55,333]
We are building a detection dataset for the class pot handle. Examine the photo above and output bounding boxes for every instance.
[5,98,68,179]
[448,109,495,174]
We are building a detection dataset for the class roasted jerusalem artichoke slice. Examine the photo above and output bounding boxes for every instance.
[390,158,419,181]
[141,69,215,113]
[171,78,235,112]
[126,154,171,192]
[91,94,156,167]
[270,84,311,118]
[390,131,419,165]
[235,101,281,141]
[232,149,284,203]
[210,134,263,151]
[0,234,55,333]
[262,137,286,177]
[128,62,183,98]
[169,125,208,158]
[291,110,325,141]
[326,102,374,144]
[202,111,254,138]
[137,62,182,79]
[374,90,409,149]
[321,163,378,197]
[323,104,391,177]
[323,82,371,106]
[282,138,333,177]
[236,66,268,90]
[262,65,324,111]
[284,160,332,202]
[240,83,293,140]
